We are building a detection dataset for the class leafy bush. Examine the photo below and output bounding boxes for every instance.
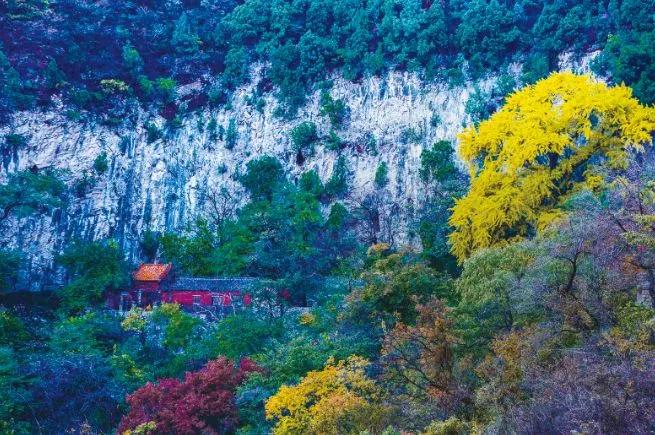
[57,240,128,315]
[419,141,457,184]
[119,357,260,434]
[239,156,285,201]
[375,162,389,188]
[290,121,318,154]
[225,118,238,150]
[155,77,177,102]
[325,130,344,152]
[324,156,350,198]
[4,134,27,148]
[145,123,162,143]
[100,79,130,94]
[0,250,21,294]
[319,91,348,127]
[401,127,423,144]
[596,31,655,104]
[93,152,109,174]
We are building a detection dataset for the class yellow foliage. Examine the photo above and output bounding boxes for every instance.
[298,312,316,326]
[121,307,147,332]
[100,79,130,93]
[265,356,388,435]
[367,242,391,256]
[123,421,156,435]
[449,72,655,262]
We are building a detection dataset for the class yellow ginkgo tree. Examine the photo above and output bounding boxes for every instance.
[449,72,655,262]
[265,356,389,435]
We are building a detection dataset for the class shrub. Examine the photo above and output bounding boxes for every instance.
[401,127,423,144]
[465,85,495,125]
[207,117,218,141]
[100,79,130,94]
[155,78,176,102]
[419,141,457,184]
[73,172,95,197]
[145,123,162,143]
[319,91,348,127]
[365,133,378,156]
[171,13,200,54]
[290,121,318,153]
[122,44,143,76]
[208,83,228,106]
[4,134,27,148]
[239,156,284,201]
[93,152,108,174]
[430,113,441,128]
[137,76,154,98]
[299,170,324,197]
[225,118,238,150]
[140,230,160,262]
[325,130,344,152]
[324,156,350,198]
[375,162,389,188]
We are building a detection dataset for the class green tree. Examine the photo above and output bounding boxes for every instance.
[319,91,348,127]
[324,156,350,198]
[0,170,66,226]
[239,156,285,201]
[57,240,128,315]
[0,50,34,118]
[0,346,31,432]
[0,311,28,348]
[122,43,143,77]
[225,118,239,150]
[160,220,217,276]
[150,303,201,352]
[416,140,466,273]
[290,121,319,154]
[171,13,200,54]
[597,31,655,104]
[375,162,389,188]
[208,313,283,360]
[299,169,324,197]
[350,250,453,324]
[454,244,536,354]
[93,152,109,174]
[0,250,21,294]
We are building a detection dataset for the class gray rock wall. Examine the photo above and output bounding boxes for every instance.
[0,55,596,290]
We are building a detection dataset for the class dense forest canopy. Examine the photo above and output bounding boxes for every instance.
[1,0,655,122]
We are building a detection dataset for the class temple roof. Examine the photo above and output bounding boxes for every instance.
[164,277,256,292]
[133,263,172,282]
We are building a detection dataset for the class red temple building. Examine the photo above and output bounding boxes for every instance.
[108,263,253,313]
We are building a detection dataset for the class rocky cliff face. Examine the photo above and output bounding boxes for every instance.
[0,58,595,290]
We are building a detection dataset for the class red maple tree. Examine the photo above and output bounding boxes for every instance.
[119,357,261,434]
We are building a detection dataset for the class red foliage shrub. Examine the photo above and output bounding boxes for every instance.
[118,357,260,434]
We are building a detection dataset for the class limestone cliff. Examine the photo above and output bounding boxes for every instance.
[0,56,595,290]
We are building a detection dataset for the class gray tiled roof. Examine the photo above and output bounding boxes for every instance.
[163,277,256,292]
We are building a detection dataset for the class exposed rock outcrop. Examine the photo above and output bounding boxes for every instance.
[0,56,597,290]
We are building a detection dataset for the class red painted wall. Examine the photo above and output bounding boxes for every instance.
[161,291,248,307]
[109,279,253,310]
